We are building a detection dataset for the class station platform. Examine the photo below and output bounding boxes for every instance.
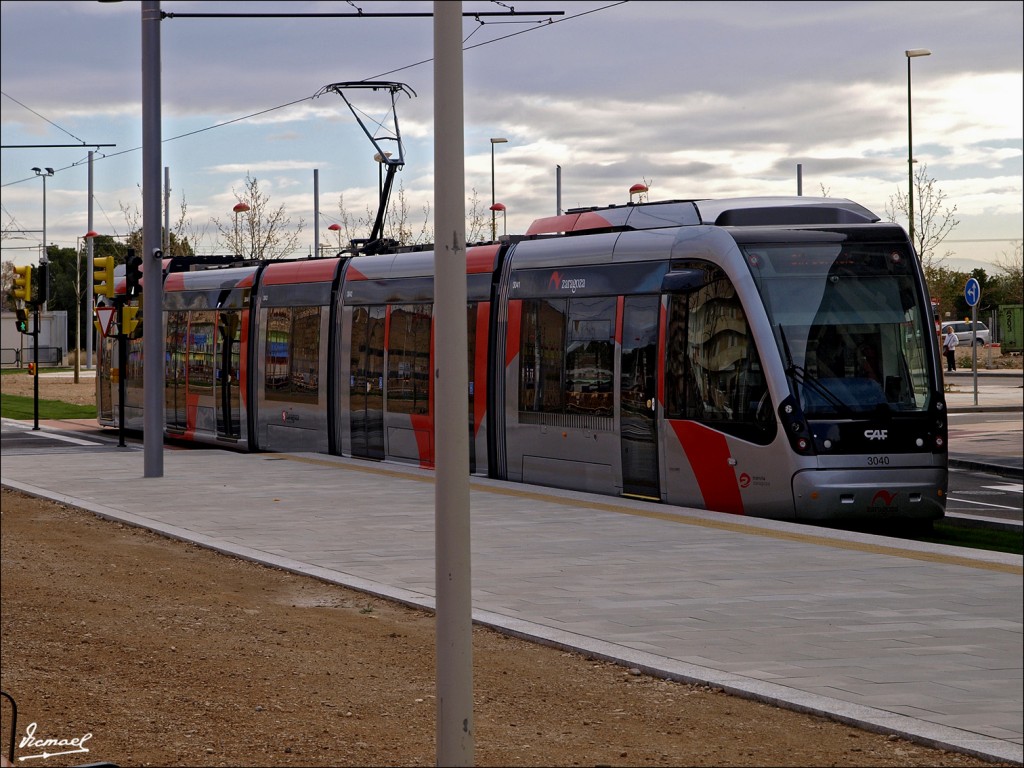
[2,444,1021,765]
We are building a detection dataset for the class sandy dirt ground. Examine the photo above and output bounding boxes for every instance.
[1,364,1019,767]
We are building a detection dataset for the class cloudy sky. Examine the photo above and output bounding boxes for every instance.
[2,0,1021,273]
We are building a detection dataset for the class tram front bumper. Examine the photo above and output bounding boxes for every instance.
[791,466,947,521]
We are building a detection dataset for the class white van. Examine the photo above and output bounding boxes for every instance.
[946,320,990,346]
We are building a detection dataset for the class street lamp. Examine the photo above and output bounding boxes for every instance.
[489,202,507,238]
[31,167,54,309]
[328,222,342,255]
[490,137,508,240]
[905,48,931,250]
[74,231,99,383]
[629,182,648,204]
[232,202,250,258]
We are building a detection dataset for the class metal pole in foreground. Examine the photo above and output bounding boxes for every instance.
[970,301,978,409]
[87,151,95,369]
[434,2,473,765]
[142,0,165,477]
[32,303,40,431]
[117,297,126,448]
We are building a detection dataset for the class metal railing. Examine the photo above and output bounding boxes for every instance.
[0,346,63,367]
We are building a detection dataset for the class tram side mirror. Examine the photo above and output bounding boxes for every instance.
[661,269,706,293]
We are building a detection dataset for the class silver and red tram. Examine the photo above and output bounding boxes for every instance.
[98,196,948,523]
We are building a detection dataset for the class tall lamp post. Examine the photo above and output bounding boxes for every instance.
[74,230,99,383]
[489,203,506,238]
[232,202,250,258]
[31,167,54,310]
[327,222,342,255]
[490,137,508,240]
[905,48,931,251]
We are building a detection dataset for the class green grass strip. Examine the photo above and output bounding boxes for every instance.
[1,393,97,421]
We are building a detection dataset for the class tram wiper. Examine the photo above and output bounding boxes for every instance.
[778,326,855,416]
[786,365,856,416]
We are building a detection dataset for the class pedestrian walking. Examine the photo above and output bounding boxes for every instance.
[943,326,958,372]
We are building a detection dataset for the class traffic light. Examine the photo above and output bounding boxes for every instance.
[125,250,142,297]
[94,255,116,298]
[15,307,30,333]
[36,262,49,304]
[122,305,142,339]
[12,264,32,302]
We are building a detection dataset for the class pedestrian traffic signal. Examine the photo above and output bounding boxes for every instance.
[125,250,142,297]
[15,307,30,333]
[94,255,116,298]
[122,305,142,339]
[12,264,32,302]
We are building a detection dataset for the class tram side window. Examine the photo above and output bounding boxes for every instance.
[126,337,144,393]
[565,297,615,416]
[187,311,216,392]
[519,299,566,413]
[350,305,386,406]
[519,297,615,417]
[387,303,432,415]
[665,268,774,443]
[264,306,322,404]
[166,311,188,387]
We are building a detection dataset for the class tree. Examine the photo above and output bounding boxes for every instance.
[885,163,960,272]
[328,184,490,254]
[213,174,304,260]
[989,241,1023,309]
[170,194,206,257]
[41,244,79,345]
[923,264,968,323]
[1,260,16,311]
[119,192,197,258]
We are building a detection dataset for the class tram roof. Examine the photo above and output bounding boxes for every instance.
[530,196,880,236]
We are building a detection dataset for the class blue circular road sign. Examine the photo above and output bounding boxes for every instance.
[964,277,981,307]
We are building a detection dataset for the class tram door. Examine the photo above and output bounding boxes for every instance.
[350,305,386,459]
[620,296,660,499]
[215,311,241,439]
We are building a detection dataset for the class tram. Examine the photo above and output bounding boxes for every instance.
[97,196,948,523]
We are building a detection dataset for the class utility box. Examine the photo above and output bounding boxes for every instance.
[998,304,1023,353]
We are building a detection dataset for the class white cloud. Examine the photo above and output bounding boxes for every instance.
[1,0,1020,266]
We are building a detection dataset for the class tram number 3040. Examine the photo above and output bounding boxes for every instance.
[867,456,891,466]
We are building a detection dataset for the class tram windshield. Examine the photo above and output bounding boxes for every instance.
[743,242,933,416]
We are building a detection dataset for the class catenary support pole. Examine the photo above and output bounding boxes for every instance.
[87,151,95,369]
[142,0,164,477]
[433,2,473,765]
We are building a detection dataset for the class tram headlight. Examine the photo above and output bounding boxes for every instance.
[777,395,815,456]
